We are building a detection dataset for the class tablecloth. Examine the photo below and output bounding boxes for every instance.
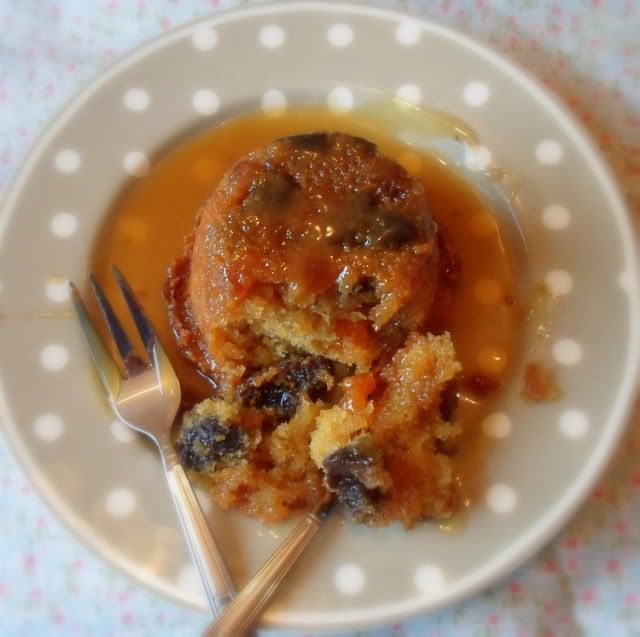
[1,1,639,635]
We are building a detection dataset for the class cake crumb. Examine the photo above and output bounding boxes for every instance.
[521,362,560,403]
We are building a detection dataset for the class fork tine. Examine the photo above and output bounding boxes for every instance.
[69,281,122,398]
[89,273,146,377]
[112,265,157,362]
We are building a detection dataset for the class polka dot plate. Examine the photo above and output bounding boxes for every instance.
[0,2,638,631]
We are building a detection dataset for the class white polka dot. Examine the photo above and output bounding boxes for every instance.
[541,204,571,230]
[327,23,353,47]
[395,20,421,45]
[123,88,150,112]
[618,270,631,291]
[474,278,501,304]
[335,564,365,595]
[482,412,512,439]
[463,81,490,107]
[328,87,354,113]
[191,24,218,50]
[54,149,81,173]
[486,484,517,514]
[105,488,137,517]
[45,278,69,303]
[192,89,220,116]
[177,564,206,601]
[34,414,64,441]
[261,89,287,115]
[395,83,422,106]
[259,24,285,49]
[40,344,69,371]
[50,212,78,238]
[110,419,135,443]
[559,409,589,438]
[464,145,492,172]
[552,338,583,366]
[414,565,445,596]
[123,150,150,177]
[545,270,573,296]
[535,140,563,165]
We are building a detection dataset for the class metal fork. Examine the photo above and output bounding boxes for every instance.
[70,266,235,617]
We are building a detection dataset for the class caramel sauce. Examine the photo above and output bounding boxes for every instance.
[90,108,521,506]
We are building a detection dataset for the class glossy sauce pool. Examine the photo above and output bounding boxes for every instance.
[90,108,521,510]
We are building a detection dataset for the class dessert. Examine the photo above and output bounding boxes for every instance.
[91,108,519,529]
[166,132,463,527]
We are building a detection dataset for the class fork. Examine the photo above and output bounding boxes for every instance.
[70,266,235,617]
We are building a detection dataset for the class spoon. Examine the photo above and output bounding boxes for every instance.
[202,495,334,637]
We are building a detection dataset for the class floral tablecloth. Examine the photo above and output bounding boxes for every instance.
[1,1,639,636]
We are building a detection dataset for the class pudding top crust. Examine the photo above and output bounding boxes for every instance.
[169,132,442,391]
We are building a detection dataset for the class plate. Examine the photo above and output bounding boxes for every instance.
[0,2,638,630]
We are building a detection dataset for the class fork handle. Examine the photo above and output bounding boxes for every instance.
[164,459,235,616]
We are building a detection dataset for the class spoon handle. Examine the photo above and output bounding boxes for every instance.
[203,497,334,637]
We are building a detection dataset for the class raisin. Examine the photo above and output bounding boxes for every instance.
[352,275,376,295]
[328,475,379,518]
[323,446,381,520]
[324,445,374,474]
[282,132,330,151]
[178,416,248,472]
[333,194,418,250]
[285,355,334,401]
[240,383,300,421]
[439,379,459,422]
[238,354,335,421]
[340,275,378,311]
[374,211,418,248]
[241,171,297,214]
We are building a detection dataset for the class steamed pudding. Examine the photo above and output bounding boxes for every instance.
[166,132,462,527]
